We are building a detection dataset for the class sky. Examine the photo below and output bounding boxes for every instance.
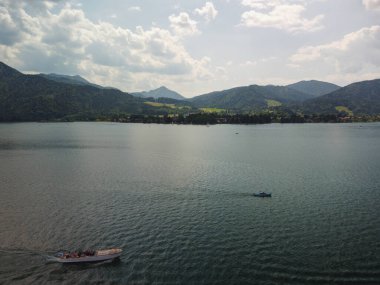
[0,0,380,98]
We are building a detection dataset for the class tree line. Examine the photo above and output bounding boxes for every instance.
[104,112,380,125]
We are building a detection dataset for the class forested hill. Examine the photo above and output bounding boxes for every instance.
[190,84,315,112]
[0,62,150,121]
[287,80,341,98]
[38,73,109,89]
[301,79,380,115]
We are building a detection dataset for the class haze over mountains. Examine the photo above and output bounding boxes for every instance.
[0,61,380,121]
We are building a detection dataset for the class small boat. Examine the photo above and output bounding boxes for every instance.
[253,192,272,197]
[51,248,122,263]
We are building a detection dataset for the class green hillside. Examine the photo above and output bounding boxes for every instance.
[0,62,157,121]
[190,85,314,112]
[287,80,341,98]
[301,79,380,115]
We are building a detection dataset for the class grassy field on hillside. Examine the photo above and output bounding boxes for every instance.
[335,106,353,116]
[144,102,176,108]
[266,99,282,107]
[200,107,226,113]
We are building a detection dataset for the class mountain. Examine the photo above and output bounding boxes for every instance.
[38,73,115,89]
[190,84,314,112]
[132,86,185,100]
[287,80,341,98]
[0,62,157,121]
[1,61,379,121]
[38,73,92,85]
[300,79,380,115]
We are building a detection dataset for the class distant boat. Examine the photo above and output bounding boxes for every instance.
[50,248,122,263]
[253,192,272,197]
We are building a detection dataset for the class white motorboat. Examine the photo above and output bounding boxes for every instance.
[51,248,122,263]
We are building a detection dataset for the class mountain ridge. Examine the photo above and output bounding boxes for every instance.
[300,79,380,115]
[190,84,316,111]
[0,62,154,121]
[1,62,380,121]
[38,73,116,90]
[287,80,341,98]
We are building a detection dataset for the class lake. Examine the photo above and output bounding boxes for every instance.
[0,123,379,284]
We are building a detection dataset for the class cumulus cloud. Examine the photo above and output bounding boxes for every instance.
[241,0,277,9]
[169,12,199,36]
[240,0,324,33]
[194,2,218,23]
[363,0,380,10]
[0,0,213,95]
[0,6,22,45]
[290,25,380,74]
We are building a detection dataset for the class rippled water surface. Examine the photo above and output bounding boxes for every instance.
[0,123,380,284]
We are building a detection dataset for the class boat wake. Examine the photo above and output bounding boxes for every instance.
[0,247,51,257]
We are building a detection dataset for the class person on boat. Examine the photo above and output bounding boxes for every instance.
[84,249,94,256]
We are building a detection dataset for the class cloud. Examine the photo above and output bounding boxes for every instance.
[0,1,213,96]
[241,0,326,9]
[241,0,277,9]
[0,6,22,45]
[290,25,380,74]
[363,0,380,10]
[240,0,324,33]
[168,12,199,36]
[194,2,218,23]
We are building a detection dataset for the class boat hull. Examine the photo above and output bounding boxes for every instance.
[51,249,122,263]
[253,193,272,197]
[52,252,121,263]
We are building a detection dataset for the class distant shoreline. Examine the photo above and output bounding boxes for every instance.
[1,117,379,125]
[4,112,380,124]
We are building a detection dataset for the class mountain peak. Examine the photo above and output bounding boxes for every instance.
[132,86,185,100]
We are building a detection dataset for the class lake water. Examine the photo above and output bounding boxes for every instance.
[0,123,379,284]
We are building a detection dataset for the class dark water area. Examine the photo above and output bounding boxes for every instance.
[0,122,379,284]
